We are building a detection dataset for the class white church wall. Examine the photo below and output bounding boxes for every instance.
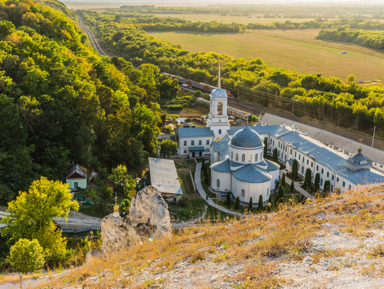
[232,179,271,204]
[229,146,264,164]
[211,170,231,192]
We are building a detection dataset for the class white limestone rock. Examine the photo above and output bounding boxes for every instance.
[101,186,171,252]
[128,185,172,240]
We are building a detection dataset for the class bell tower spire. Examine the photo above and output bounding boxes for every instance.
[218,59,221,89]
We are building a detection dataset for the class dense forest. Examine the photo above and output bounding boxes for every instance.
[0,0,173,204]
[82,9,384,139]
[118,4,384,19]
[317,28,384,50]
[83,9,384,33]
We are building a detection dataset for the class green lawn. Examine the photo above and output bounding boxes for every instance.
[149,29,384,82]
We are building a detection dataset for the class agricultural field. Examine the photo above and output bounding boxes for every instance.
[143,13,317,25]
[149,29,384,83]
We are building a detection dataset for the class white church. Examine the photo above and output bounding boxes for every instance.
[177,66,384,207]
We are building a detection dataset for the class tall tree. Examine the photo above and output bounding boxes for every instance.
[160,139,178,157]
[314,173,320,193]
[292,159,299,180]
[304,168,312,191]
[272,148,278,163]
[258,195,263,212]
[248,197,253,212]
[1,177,79,258]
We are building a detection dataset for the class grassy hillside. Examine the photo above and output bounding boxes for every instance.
[33,185,384,288]
[149,29,384,82]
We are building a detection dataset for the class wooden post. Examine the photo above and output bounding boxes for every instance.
[19,273,22,289]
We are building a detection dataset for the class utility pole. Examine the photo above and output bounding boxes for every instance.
[372,126,376,147]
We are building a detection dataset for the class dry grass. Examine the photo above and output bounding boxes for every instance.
[32,185,384,288]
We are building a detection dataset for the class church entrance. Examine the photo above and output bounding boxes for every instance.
[191,152,195,158]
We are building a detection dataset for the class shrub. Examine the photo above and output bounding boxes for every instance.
[9,239,45,273]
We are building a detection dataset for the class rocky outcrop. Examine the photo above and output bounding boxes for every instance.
[101,186,171,252]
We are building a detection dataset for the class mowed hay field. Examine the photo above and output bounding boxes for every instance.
[149,29,384,82]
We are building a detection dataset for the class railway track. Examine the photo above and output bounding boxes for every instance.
[76,16,383,152]
[77,13,110,58]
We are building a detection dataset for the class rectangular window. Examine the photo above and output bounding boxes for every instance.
[343,181,345,187]
[311,162,313,168]
[191,140,194,146]
[184,150,187,153]
[184,140,187,146]
[199,140,202,145]
[327,172,329,177]
[307,160,309,165]
[206,140,209,145]
[295,152,297,157]
[290,149,292,154]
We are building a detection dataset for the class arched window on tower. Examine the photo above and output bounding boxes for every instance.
[219,129,222,135]
[241,189,245,197]
[236,153,239,161]
[217,102,223,115]
[255,154,258,162]
[231,151,233,160]
[217,179,220,189]
[242,154,245,162]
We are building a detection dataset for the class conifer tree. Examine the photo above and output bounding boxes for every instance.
[282,173,286,186]
[264,138,268,157]
[235,196,240,210]
[226,191,231,206]
[292,159,299,180]
[272,148,278,162]
[278,185,284,203]
[248,197,253,212]
[304,168,312,191]
[290,180,295,193]
[258,195,263,212]
[314,173,320,193]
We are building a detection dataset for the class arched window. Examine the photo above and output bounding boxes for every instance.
[255,154,258,162]
[231,151,233,160]
[242,154,245,162]
[217,179,220,189]
[236,153,239,161]
[217,102,223,115]
[218,129,222,135]
[241,189,245,197]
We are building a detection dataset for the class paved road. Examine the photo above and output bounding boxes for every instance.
[229,98,384,151]
[194,162,245,218]
[279,170,314,200]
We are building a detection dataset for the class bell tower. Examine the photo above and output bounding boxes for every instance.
[207,61,230,138]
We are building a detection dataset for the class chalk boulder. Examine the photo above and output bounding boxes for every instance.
[101,186,171,252]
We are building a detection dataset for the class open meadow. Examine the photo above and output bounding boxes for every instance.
[149,29,384,83]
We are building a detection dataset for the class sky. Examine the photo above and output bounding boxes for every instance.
[61,0,368,4]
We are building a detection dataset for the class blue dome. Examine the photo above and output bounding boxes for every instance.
[231,126,263,148]
[211,87,227,98]
[349,153,370,164]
